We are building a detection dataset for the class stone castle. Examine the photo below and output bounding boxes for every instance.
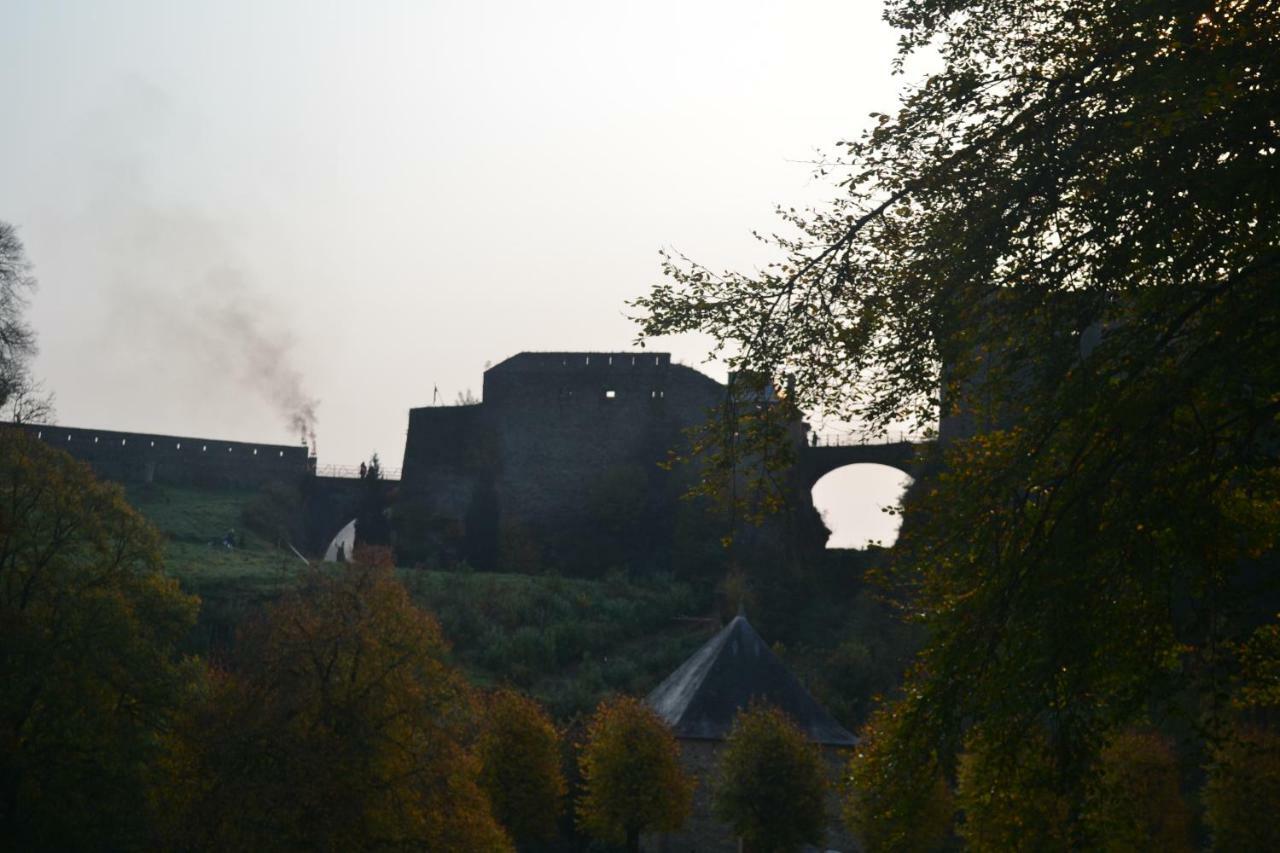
[5,350,921,567]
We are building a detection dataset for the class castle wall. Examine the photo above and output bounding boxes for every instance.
[398,352,726,570]
[5,422,310,488]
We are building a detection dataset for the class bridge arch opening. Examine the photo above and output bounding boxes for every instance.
[811,463,913,550]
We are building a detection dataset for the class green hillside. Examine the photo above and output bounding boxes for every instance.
[127,482,717,717]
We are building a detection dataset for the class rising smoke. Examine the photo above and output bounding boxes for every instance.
[85,188,321,453]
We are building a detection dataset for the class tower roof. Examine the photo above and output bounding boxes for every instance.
[646,615,857,746]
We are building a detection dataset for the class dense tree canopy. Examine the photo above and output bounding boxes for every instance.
[713,703,828,853]
[166,564,511,852]
[576,695,693,853]
[0,429,199,850]
[477,688,566,846]
[638,0,1280,837]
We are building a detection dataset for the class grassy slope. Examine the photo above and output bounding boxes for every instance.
[127,483,716,718]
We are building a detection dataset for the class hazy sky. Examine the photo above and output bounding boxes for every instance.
[2,0,920,547]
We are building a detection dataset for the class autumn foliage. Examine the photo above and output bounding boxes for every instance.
[843,701,953,852]
[1081,729,1192,852]
[576,695,694,852]
[0,429,200,850]
[478,688,567,845]
[166,563,512,851]
[713,703,828,853]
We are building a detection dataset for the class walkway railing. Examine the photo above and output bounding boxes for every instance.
[809,431,928,447]
[314,464,402,480]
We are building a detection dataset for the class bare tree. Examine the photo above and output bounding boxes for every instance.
[0,223,53,423]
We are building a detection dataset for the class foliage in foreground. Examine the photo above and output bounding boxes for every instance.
[0,429,199,850]
[843,701,954,853]
[1081,729,1193,853]
[161,564,511,852]
[1202,725,1280,852]
[713,703,828,853]
[576,695,694,853]
[638,0,1280,833]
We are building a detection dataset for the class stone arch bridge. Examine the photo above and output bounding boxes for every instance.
[794,440,921,492]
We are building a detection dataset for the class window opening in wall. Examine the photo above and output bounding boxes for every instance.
[202,445,207,452]
[176,443,181,450]
[585,356,590,365]
[654,356,660,365]
[227,446,232,452]
[94,436,99,443]
[608,356,613,365]
[150,441,155,447]
[36,431,41,439]
[605,389,616,399]
[121,438,127,445]
[279,450,284,457]
[66,434,71,441]
[631,356,636,366]
[253,448,258,455]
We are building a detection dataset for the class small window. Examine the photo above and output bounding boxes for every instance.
[608,356,613,365]
[605,389,616,399]
[36,431,42,439]
[202,445,207,452]
[150,440,155,447]
[585,356,590,365]
[176,443,182,450]
[121,438,127,446]
[631,356,636,366]
[67,434,71,441]
[227,446,233,452]
[654,356,660,365]
[253,448,258,455]
[279,450,284,457]
[94,436,99,443]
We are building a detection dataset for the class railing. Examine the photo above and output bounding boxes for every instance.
[314,464,402,480]
[809,431,928,447]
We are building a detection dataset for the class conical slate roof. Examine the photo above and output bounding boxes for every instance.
[646,615,857,746]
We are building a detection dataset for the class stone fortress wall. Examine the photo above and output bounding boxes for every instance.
[5,422,312,488]
[399,352,728,568]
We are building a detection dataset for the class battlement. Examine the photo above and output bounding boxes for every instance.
[4,422,312,487]
[486,351,672,372]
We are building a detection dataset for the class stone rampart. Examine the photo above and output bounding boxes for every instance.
[4,422,312,488]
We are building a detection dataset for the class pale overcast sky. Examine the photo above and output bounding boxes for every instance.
[2,0,917,547]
